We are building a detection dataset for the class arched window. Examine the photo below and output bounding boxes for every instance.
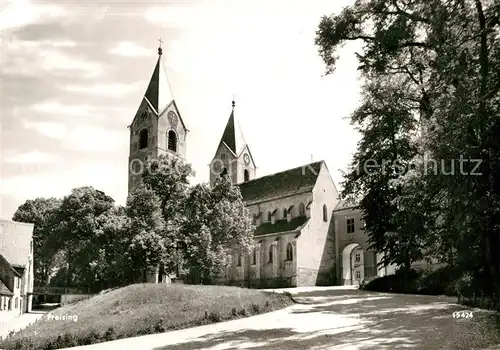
[139,129,148,149]
[267,212,272,222]
[268,246,273,263]
[283,208,287,219]
[236,254,242,266]
[299,203,305,216]
[167,130,177,152]
[286,243,293,261]
[220,167,228,177]
[323,204,328,222]
[243,169,250,182]
[252,248,257,265]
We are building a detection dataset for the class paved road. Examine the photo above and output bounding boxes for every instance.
[68,286,500,350]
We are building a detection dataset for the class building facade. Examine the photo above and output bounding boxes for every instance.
[0,220,34,319]
[127,46,395,287]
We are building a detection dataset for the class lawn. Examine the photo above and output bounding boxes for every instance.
[1,283,294,349]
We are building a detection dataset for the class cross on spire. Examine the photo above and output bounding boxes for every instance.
[158,38,163,55]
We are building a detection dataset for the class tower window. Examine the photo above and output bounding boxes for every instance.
[220,167,228,177]
[252,248,257,265]
[267,212,272,222]
[268,246,273,263]
[347,218,355,233]
[283,208,287,219]
[323,204,328,222]
[286,243,293,261]
[139,129,148,149]
[299,203,305,216]
[243,169,250,182]
[168,130,177,152]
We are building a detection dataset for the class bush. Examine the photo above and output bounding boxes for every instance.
[362,268,421,293]
[416,266,462,296]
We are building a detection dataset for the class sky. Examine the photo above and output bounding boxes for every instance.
[0,0,362,219]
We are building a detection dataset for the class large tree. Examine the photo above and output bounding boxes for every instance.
[50,186,117,290]
[12,197,62,286]
[316,0,500,303]
[182,177,254,284]
[124,184,169,282]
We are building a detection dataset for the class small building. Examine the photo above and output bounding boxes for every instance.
[0,220,34,318]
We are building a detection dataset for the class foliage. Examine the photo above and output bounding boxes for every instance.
[48,187,119,291]
[12,197,62,286]
[0,284,294,349]
[123,184,169,282]
[181,177,255,283]
[316,0,500,308]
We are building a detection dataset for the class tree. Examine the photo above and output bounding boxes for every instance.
[182,177,254,284]
[50,186,116,290]
[316,0,500,306]
[12,197,62,286]
[124,184,169,282]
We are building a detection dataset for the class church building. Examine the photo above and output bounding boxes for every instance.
[127,45,394,287]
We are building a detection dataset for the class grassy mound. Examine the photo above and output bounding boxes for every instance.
[2,284,294,349]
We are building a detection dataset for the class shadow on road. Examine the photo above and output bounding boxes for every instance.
[155,290,500,350]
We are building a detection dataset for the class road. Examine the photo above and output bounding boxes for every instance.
[67,286,500,350]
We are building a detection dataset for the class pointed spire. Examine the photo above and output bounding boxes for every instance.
[144,40,174,114]
[219,99,247,155]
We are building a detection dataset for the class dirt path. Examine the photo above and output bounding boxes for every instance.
[66,287,500,350]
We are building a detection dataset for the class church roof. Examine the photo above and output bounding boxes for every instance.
[334,197,361,211]
[218,102,248,156]
[254,216,309,236]
[238,161,324,204]
[144,47,175,115]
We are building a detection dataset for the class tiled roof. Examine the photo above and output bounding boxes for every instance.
[0,279,13,296]
[238,161,324,204]
[334,197,361,211]
[254,216,309,236]
[0,219,33,267]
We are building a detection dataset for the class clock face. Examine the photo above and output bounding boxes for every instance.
[243,153,250,165]
[168,111,178,126]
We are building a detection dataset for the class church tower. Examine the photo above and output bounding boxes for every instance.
[209,100,256,186]
[128,44,188,192]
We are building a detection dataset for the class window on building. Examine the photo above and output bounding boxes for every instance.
[220,167,228,177]
[283,208,287,219]
[356,271,361,280]
[16,277,20,288]
[30,240,33,253]
[355,253,361,263]
[299,203,306,216]
[14,298,18,309]
[236,254,241,267]
[286,243,293,261]
[139,129,148,149]
[252,214,257,225]
[252,248,257,265]
[267,212,272,222]
[323,204,328,222]
[243,169,250,182]
[347,218,355,233]
[167,130,177,152]
[268,246,273,263]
